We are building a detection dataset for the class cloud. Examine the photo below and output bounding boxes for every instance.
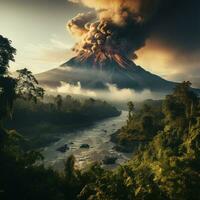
[104,83,159,102]
[46,81,163,102]
[135,39,200,87]
[67,0,200,87]
[67,11,97,37]
[73,0,200,56]
[55,81,97,97]
[67,0,160,58]
[69,0,159,22]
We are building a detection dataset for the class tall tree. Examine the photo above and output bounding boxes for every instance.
[0,35,44,145]
[16,68,45,103]
[127,101,135,123]
[0,35,45,124]
[55,95,63,110]
[0,36,17,123]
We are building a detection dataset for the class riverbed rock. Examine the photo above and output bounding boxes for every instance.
[80,144,90,149]
[56,144,69,153]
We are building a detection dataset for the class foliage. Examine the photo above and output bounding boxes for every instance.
[1,35,200,200]
[111,100,164,152]
[79,82,200,200]
[0,35,63,200]
[6,96,120,149]
[0,35,16,75]
[0,35,17,122]
[16,68,45,103]
[0,36,44,123]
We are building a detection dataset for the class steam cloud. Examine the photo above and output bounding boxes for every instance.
[67,0,160,58]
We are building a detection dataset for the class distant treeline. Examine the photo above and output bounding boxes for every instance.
[6,95,120,149]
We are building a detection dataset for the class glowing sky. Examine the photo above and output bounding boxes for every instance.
[0,0,86,73]
[0,0,200,87]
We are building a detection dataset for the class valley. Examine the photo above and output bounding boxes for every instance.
[42,111,130,170]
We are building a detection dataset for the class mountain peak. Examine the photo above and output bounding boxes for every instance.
[62,51,139,72]
[37,51,178,93]
[57,52,176,92]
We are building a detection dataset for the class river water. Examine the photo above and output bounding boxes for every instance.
[42,111,132,170]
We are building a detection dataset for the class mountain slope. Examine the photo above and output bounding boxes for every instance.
[36,51,176,92]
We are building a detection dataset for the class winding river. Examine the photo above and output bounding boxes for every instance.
[42,111,132,170]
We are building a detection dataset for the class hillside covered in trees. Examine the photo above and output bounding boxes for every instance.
[0,35,200,200]
[111,99,163,153]
[83,81,200,200]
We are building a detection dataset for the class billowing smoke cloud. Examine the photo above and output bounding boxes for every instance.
[67,0,160,58]
[67,0,200,88]
[68,0,200,64]
[67,11,96,37]
[134,0,200,87]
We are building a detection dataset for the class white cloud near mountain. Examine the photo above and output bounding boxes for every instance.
[46,81,164,102]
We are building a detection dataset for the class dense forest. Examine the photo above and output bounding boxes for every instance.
[1,36,200,200]
[6,96,120,149]
[111,99,163,153]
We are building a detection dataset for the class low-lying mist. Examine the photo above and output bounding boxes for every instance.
[46,81,165,103]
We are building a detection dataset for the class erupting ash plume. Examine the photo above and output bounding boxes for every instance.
[37,0,200,96]
[67,0,160,59]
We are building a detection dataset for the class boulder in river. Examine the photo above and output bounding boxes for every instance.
[102,156,117,165]
[80,144,90,149]
[56,144,69,153]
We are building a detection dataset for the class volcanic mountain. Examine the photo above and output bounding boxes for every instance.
[36,51,176,92]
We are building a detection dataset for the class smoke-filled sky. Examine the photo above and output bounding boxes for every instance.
[0,0,200,87]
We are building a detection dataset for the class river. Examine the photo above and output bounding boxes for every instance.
[42,111,133,170]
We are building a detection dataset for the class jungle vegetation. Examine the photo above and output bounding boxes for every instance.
[6,96,120,149]
[0,35,200,200]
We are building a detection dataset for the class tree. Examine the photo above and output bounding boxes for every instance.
[16,68,45,103]
[64,155,81,199]
[141,115,154,136]
[0,35,17,123]
[0,35,65,200]
[127,101,135,123]
[64,155,77,183]
[173,81,198,118]
[163,82,199,130]
[55,95,63,110]
[142,104,152,114]
[0,35,45,125]
[0,35,16,75]
[0,35,45,149]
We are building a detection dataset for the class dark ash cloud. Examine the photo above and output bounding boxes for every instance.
[149,0,200,54]
[67,0,160,58]
[67,0,200,60]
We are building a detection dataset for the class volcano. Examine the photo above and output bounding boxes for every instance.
[36,51,176,92]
